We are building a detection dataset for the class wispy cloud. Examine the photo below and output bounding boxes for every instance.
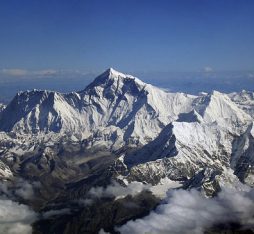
[1,68,56,77]
[42,208,71,219]
[88,181,150,200]
[0,68,88,78]
[79,178,181,207]
[32,69,58,76]
[0,178,41,200]
[247,72,254,79]
[2,69,28,76]
[203,66,213,73]
[14,179,41,200]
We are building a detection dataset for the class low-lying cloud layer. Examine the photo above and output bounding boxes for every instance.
[0,179,40,234]
[0,178,41,200]
[117,188,254,234]
[1,176,254,234]
[88,181,150,199]
[0,198,37,234]
[78,181,151,205]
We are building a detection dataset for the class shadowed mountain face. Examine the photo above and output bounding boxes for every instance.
[0,68,254,233]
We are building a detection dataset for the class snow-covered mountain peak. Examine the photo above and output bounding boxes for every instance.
[79,69,150,110]
[83,68,146,93]
[0,68,197,144]
[107,67,134,79]
[0,68,253,148]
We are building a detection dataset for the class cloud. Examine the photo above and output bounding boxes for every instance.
[32,69,58,76]
[0,178,74,233]
[77,198,94,206]
[99,229,110,234]
[2,69,28,76]
[247,73,254,79]
[0,179,41,233]
[42,208,71,219]
[14,179,41,200]
[0,199,37,234]
[81,178,181,206]
[0,68,85,78]
[203,66,213,72]
[2,223,33,234]
[0,178,41,200]
[88,181,151,200]
[1,68,59,77]
[117,187,254,234]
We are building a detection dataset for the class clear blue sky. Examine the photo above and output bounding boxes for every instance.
[0,0,254,72]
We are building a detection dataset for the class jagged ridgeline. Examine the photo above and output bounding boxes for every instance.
[0,68,254,233]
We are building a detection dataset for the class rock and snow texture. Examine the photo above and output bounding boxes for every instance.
[0,160,12,179]
[193,91,251,133]
[0,68,253,194]
[229,90,254,117]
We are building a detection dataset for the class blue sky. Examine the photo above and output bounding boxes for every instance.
[0,0,254,73]
[0,0,254,102]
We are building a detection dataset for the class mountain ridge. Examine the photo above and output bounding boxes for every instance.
[0,68,253,189]
[0,68,197,144]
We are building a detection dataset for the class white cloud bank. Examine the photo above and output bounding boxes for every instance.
[0,199,37,234]
[117,188,254,234]
[0,179,40,233]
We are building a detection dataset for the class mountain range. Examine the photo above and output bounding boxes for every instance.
[0,68,254,233]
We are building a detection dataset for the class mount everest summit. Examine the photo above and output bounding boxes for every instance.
[0,68,254,233]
